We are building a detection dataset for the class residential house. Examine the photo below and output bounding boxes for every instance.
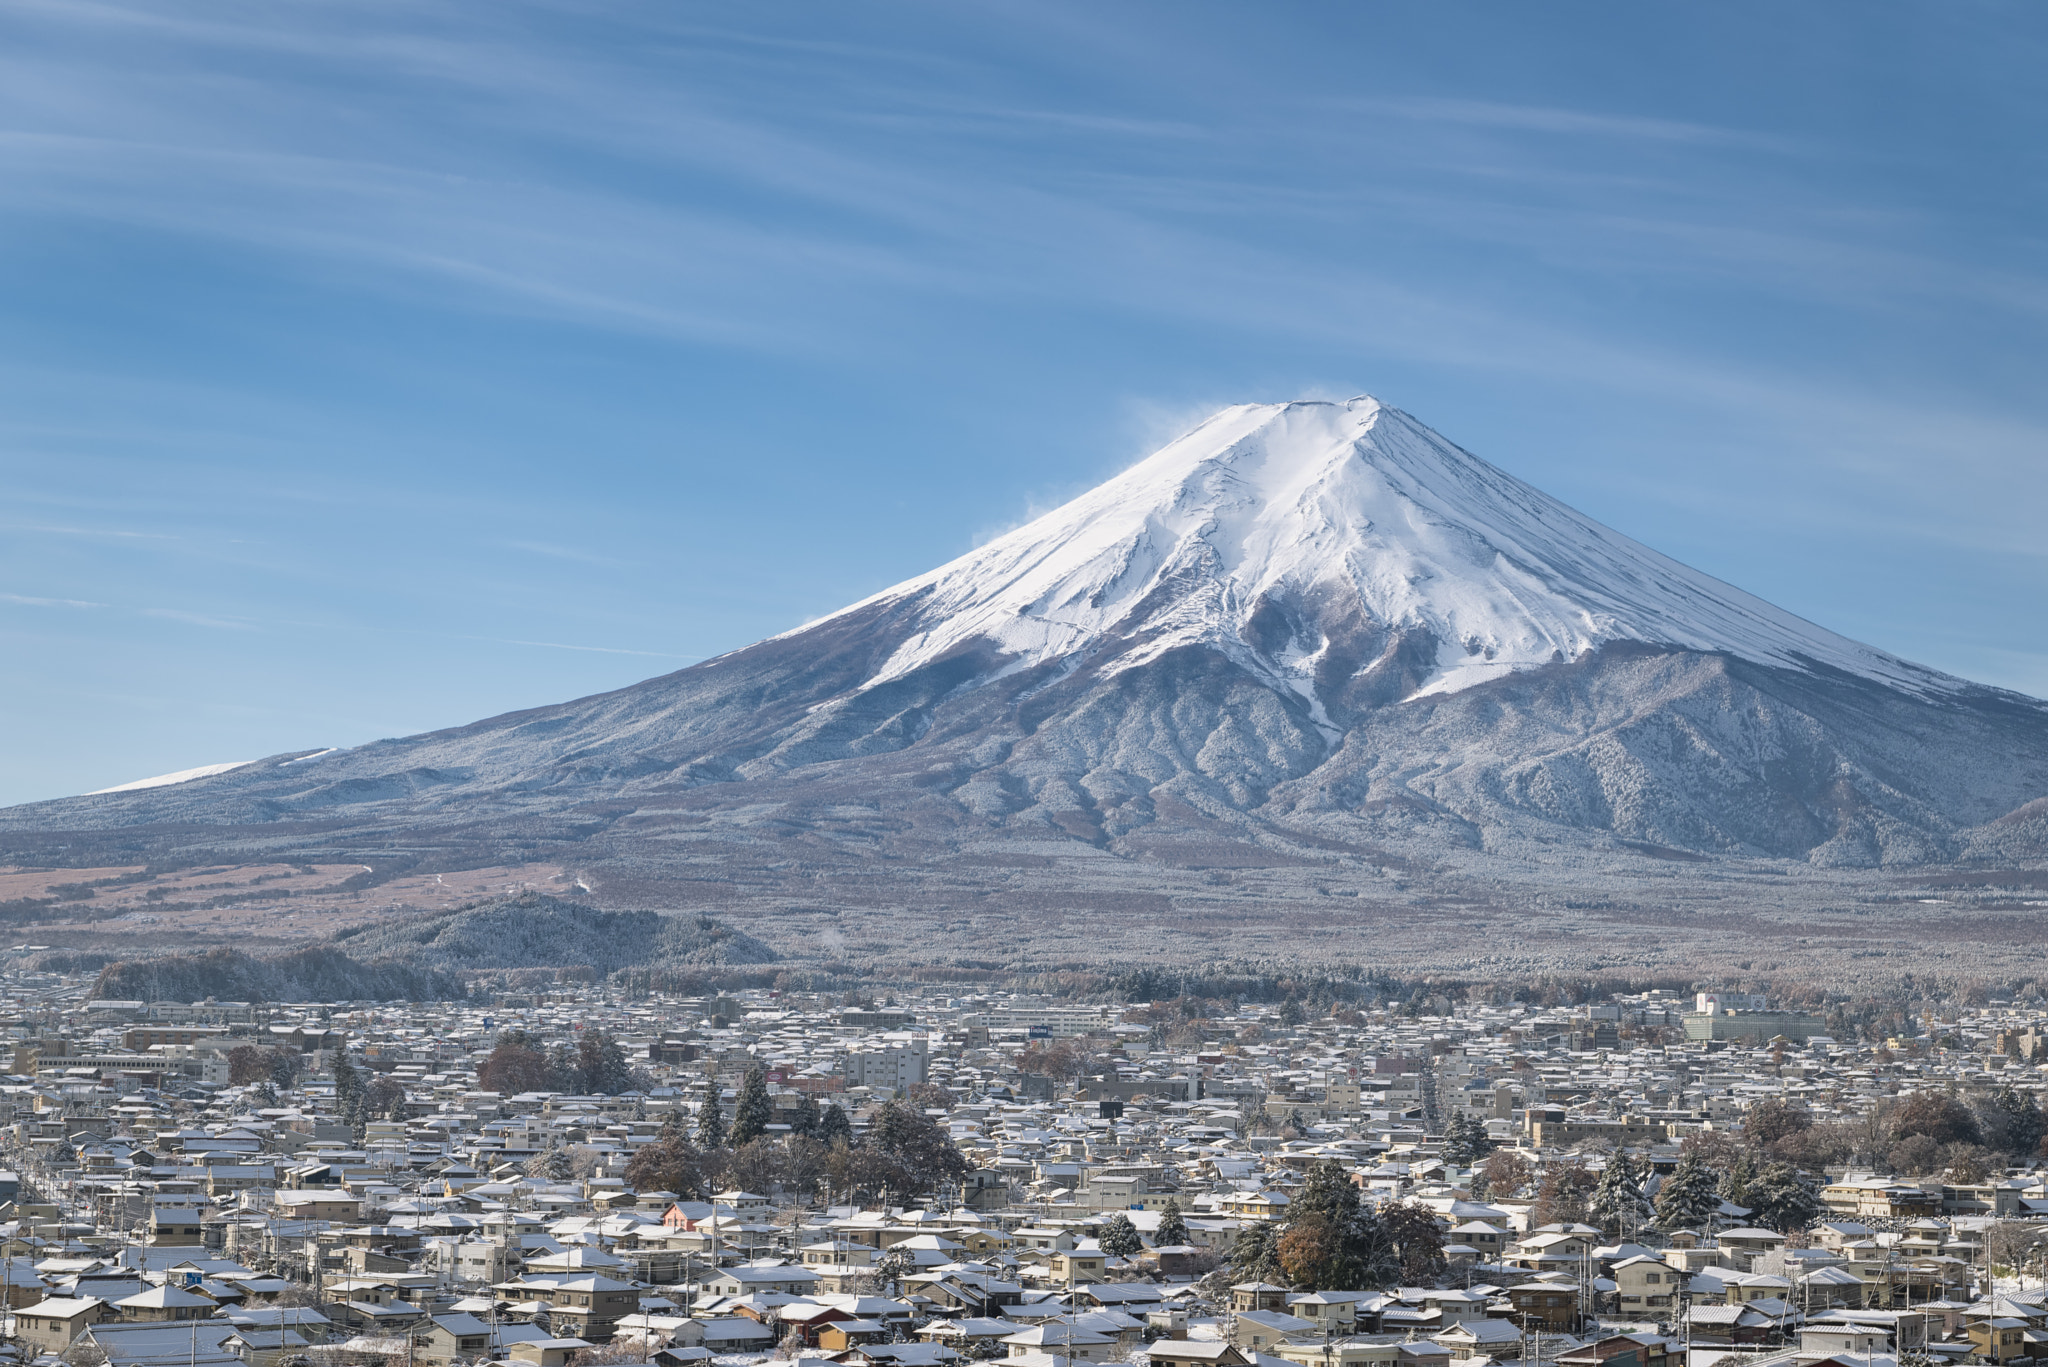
[1001,1324,1115,1361]
[1434,1318,1527,1359]
[1230,1310,1319,1352]
[1047,1246,1107,1285]
[817,1321,895,1354]
[1147,1342,1249,1367]
[1231,1283,1291,1314]
[16,1296,107,1354]
[1508,1281,1582,1333]
[508,1338,595,1367]
[1610,1256,1679,1314]
[1555,1334,1677,1367]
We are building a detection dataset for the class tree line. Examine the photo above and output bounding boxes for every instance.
[476,1028,650,1096]
[622,1064,971,1206]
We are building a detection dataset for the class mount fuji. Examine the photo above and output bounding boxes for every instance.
[8,398,2048,972]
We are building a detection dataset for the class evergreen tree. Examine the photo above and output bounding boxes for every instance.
[525,1140,575,1182]
[576,1030,636,1095]
[790,1092,822,1139]
[868,1099,971,1197]
[1156,1197,1189,1248]
[1279,996,1306,1028]
[1654,1151,1722,1234]
[697,1091,727,1150]
[545,1041,580,1093]
[1098,1212,1144,1257]
[333,1051,362,1128]
[817,1102,853,1146]
[1990,1086,2047,1157]
[1380,1200,1448,1284]
[730,1066,773,1148]
[1276,1161,1399,1290]
[870,1246,915,1297]
[1444,1114,1493,1165]
[1293,1160,1361,1226]
[1228,1219,1285,1284]
[1745,1163,1821,1233]
[1720,1151,1758,1212]
[1589,1151,1651,1237]
[1442,1113,1466,1161]
[252,1080,280,1110]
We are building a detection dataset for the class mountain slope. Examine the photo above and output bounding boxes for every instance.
[3,398,2045,967]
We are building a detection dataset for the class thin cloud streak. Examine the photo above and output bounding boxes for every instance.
[499,540,630,569]
[1355,95,1796,150]
[142,608,254,629]
[464,636,697,660]
[1,592,103,608]
[6,522,180,540]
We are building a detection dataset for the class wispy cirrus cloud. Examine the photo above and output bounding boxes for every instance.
[1352,95,1794,150]
[0,591,103,608]
[499,540,629,569]
[5,522,179,540]
[462,635,694,660]
[142,607,253,630]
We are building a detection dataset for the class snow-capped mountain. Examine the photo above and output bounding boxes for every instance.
[4,398,2046,943]
[821,398,1950,711]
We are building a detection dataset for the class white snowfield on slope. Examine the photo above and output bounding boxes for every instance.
[820,397,1955,703]
[89,760,252,794]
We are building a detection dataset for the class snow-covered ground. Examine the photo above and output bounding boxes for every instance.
[809,398,1958,704]
[88,760,251,794]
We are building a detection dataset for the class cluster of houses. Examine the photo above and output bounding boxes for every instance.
[0,977,2046,1367]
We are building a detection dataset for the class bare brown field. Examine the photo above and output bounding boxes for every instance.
[4,861,573,950]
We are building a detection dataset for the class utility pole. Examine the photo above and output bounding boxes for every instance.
[1061,1254,1073,1366]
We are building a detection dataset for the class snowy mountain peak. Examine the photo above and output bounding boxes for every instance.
[824,398,1953,707]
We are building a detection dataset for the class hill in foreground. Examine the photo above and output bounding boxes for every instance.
[92,945,461,1003]
[87,896,772,1001]
[328,892,778,976]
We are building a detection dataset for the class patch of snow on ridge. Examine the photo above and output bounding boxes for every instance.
[810,397,1958,703]
[89,761,252,795]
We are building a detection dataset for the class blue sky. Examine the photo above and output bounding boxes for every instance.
[3,2,2046,805]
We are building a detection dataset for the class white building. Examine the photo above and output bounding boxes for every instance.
[840,1032,929,1090]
